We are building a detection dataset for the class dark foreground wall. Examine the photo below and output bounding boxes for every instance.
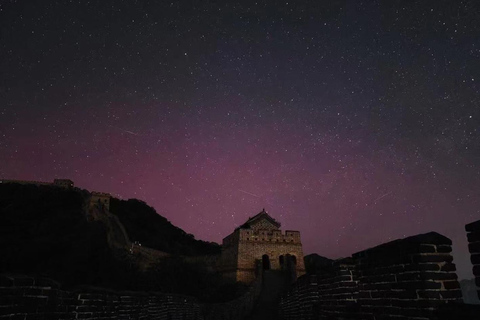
[466,219,480,300]
[0,273,262,320]
[280,232,480,320]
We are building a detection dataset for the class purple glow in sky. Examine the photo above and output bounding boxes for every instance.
[1,1,479,278]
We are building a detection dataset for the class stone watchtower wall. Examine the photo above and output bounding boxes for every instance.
[235,229,305,283]
[221,211,306,283]
[466,219,480,300]
[280,232,466,320]
[221,231,241,282]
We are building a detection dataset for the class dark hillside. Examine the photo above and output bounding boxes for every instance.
[0,183,227,300]
[0,183,124,287]
[110,198,220,256]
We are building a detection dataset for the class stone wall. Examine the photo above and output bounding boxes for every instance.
[280,232,469,320]
[0,272,262,320]
[237,238,305,281]
[222,227,306,283]
[220,231,240,282]
[466,219,480,300]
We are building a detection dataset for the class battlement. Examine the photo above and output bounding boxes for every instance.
[238,228,301,244]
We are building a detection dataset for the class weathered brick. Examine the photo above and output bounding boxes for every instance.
[468,242,480,254]
[394,290,419,299]
[76,312,93,319]
[0,276,14,287]
[467,231,480,243]
[22,288,44,296]
[417,290,441,299]
[404,263,440,272]
[419,244,436,253]
[443,280,460,290]
[393,280,442,290]
[439,290,462,299]
[357,291,372,299]
[473,264,480,276]
[361,274,397,283]
[77,294,104,300]
[13,277,35,287]
[436,245,452,254]
[422,272,457,281]
[360,283,393,291]
[412,254,453,263]
[471,254,480,265]
[440,263,456,272]
[390,299,421,308]
[466,220,480,232]
[397,272,422,282]
[35,278,61,289]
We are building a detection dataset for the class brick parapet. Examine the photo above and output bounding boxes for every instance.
[280,231,465,320]
[466,219,480,300]
[354,232,461,320]
[0,273,263,320]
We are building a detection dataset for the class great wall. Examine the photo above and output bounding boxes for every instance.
[1,179,480,319]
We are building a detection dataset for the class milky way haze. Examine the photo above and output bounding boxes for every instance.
[1,1,479,278]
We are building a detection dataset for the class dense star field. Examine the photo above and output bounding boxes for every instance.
[1,1,479,278]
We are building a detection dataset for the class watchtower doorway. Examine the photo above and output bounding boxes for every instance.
[262,254,271,270]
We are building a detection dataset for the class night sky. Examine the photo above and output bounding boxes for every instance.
[1,1,479,278]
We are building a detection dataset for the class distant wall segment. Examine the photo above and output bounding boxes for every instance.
[89,191,111,211]
[0,178,73,188]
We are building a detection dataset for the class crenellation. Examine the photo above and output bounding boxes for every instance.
[236,228,301,244]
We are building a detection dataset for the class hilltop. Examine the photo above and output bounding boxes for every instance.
[110,198,220,256]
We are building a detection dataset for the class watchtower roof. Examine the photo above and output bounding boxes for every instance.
[238,208,281,229]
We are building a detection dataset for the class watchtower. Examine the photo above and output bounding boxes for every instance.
[221,209,305,283]
[89,192,111,211]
